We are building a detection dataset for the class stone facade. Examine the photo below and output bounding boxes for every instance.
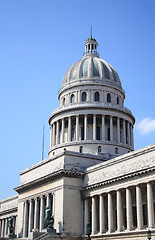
[0,35,155,240]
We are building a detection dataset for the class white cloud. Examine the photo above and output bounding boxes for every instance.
[136,117,155,135]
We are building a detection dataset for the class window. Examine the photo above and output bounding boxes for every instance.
[107,93,111,103]
[82,92,87,102]
[94,91,100,101]
[117,96,119,104]
[98,146,101,153]
[71,94,75,103]
[115,147,118,154]
[71,128,74,141]
[79,146,83,153]
[81,127,84,140]
[63,98,65,105]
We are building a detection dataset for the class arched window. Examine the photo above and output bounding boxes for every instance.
[117,96,119,104]
[98,146,101,153]
[94,91,100,101]
[82,92,87,102]
[71,94,75,103]
[107,93,111,103]
[63,98,65,105]
[79,146,83,153]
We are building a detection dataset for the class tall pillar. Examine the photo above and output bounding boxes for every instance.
[28,199,34,233]
[52,123,55,146]
[50,126,52,148]
[4,218,8,237]
[99,194,105,233]
[61,118,64,143]
[110,116,113,141]
[1,219,5,238]
[68,117,71,142]
[108,192,113,232]
[117,190,123,231]
[0,220,1,237]
[56,121,59,145]
[40,196,45,231]
[131,125,134,148]
[76,115,79,141]
[123,120,126,144]
[126,188,133,231]
[102,115,105,141]
[127,122,130,145]
[84,198,89,235]
[117,117,120,142]
[84,115,88,140]
[34,198,39,230]
[92,196,97,235]
[93,115,96,140]
[147,182,155,228]
[24,201,29,237]
[46,194,51,211]
[136,185,143,229]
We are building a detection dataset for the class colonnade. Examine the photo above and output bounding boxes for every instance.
[50,114,134,149]
[0,215,17,238]
[84,182,155,235]
[23,193,53,237]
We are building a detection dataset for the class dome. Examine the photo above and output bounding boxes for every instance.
[61,36,122,92]
[62,56,122,89]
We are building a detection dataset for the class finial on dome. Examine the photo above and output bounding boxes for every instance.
[90,26,92,39]
[84,30,99,57]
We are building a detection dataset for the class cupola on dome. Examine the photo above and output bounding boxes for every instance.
[61,34,122,91]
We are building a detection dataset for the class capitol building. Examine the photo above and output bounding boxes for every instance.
[0,34,155,240]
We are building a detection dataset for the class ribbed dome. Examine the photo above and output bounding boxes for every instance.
[62,56,122,89]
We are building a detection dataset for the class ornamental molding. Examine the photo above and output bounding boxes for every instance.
[82,166,155,191]
[49,104,135,124]
[14,169,84,194]
[0,207,18,217]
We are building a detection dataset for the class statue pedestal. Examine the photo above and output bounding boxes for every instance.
[42,228,57,234]
[8,233,17,239]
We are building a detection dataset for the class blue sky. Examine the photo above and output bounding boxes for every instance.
[0,0,155,199]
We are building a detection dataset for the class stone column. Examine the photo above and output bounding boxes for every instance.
[61,118,64,143]
[40,196,45,231]
[84,198,89,235]
[0,219,2,238]
[99,194,105,233]
[76,115,79,141]
[46,194,51,210]
[108,192,113,232]
[126,188,133,231]
[1,219,5,238]
[84,115,88,140]
[147,182,155,228]
[28,199,34,233]
[68,117,71,142]
[117,117,120,143]
[131,125,134,148]
[123,120,126,144]
[52,123,55,146]
[24,201,29,237]
[34,198,39,230]
[92,196,97,235]
[110,116,113,141]
[136,185,143,229]
[127,122,130,145]
[4,218,8,237]
[102,115,105,141]
[93,115,96,140]
[50,126,52,148]
[117,190,123,231]
[56,121,59,145]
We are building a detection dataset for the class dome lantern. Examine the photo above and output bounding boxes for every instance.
[84,28,99,57]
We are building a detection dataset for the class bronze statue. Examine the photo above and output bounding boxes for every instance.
[44,207,55,232]
[8,216,14,235]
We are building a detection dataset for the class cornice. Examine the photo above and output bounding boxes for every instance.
[0,207,18,216]
[14,169,85,194]
[49,104,135,124]
[82,166,155,191]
